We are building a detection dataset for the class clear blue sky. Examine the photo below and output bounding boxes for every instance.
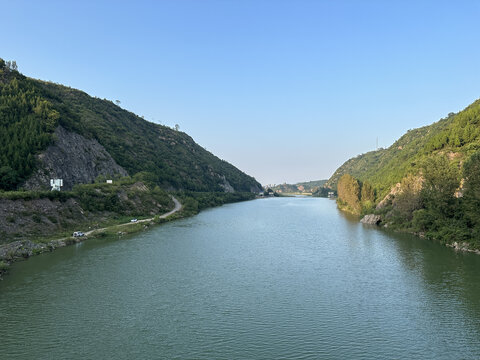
[3,0,480,185]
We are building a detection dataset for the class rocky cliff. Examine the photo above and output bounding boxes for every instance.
[24,126,128,190]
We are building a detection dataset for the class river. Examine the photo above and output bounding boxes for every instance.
[1,197,480,359]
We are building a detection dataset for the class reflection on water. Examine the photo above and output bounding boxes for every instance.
[1,197,480,359]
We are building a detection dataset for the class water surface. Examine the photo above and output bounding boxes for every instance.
[1,197,480,359]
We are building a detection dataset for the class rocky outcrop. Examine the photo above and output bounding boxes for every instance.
[360,214,382,225]
[447,241,480,255]
[376,175,423,210]
[219,175,235,193]
[24,126,128,190]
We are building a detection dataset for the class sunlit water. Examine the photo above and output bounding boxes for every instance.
[1,197,480,359]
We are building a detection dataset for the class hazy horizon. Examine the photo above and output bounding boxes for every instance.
[4,0,480,184]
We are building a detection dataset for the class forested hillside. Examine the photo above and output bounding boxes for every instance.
[0,59,58,190]
[329,99,480,250]
[270,179,327,194]
[0,58,262,193]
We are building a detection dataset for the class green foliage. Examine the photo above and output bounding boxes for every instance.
[337,175,376,214]
[0,60,58,190]
[0,189,70,201]
[312,186,336,197]
[391,174,422,223]
[177,191,255,213]
[394,155,474,246]
[0,260,9,272]
[71,181,172,215]
[424,103,480,151]
[462,150,480,245]
[360,181,374,202]
[420,155,459,217]
[271,179,328,194]
[337,174,361,213]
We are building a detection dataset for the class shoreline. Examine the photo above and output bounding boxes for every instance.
[0,196,183,279]
[357,211,480,255]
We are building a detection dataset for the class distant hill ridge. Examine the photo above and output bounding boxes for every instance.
[0,58,262,193]
[269,179,327,194]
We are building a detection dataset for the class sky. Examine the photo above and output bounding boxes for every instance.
[3,0,480,185]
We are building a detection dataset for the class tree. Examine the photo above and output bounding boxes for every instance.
[420,155,459,217]
[337,174,361,213]
[361,181,375,202]
[463,151,480,229]
[175,124,180,131]
[0,166,19,190]
[393,174,422,222]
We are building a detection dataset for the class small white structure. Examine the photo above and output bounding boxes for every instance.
[106,179,113,184]
[50,178,63,191]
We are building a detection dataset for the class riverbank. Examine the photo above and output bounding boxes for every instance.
[0,197,182,279]
[0,191,258,279]
[356,210,480,255]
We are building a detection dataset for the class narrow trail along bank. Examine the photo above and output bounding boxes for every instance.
[0,196,183,278]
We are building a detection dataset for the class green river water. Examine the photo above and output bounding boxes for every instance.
[1,197,480,359]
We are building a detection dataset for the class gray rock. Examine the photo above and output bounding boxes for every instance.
[360,214,382,225]
[24,126,128,190]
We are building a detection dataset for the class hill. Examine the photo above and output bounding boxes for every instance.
[0,58,262,193]
[270,179,327,194]
[327,98,480,250]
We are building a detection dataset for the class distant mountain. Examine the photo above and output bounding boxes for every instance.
[270,179,327,194]
[0,58,262,193]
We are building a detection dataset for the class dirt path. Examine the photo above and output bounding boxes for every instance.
[83,196,182,236]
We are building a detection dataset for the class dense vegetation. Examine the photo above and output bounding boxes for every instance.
[0,59,58,189]
[176,191,256,216]
[330,99,480,250]
[336,174,374,214]
[0,58,261,192]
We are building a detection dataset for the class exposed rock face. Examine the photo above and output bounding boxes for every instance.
[24,126,128,190]
[376,175,423,210]
[360,214,382,225]
[376,183,402,210]
[219,175,235,193]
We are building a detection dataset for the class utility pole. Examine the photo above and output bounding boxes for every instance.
[376,137,378,150]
